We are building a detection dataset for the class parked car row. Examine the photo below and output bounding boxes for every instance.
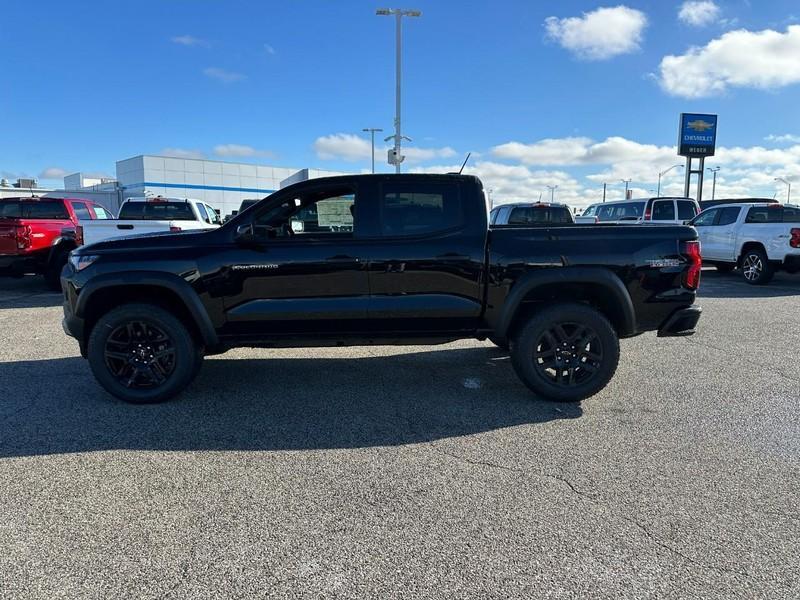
[578,197,700,225]
[0,195,222,288]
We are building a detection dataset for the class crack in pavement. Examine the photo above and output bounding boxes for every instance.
[406,413,753,581]
[684,336,800,385]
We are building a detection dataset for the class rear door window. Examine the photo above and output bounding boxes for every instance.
[677,201,698,221]
[717,207,741,226]
[92,206,111,219]
[745,206,782,223]
[651,200,676,221]
[379,182,462,237]
[196,203,210,223]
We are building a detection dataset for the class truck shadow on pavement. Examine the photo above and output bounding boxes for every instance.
[698,270,800,298]
[0,348,582,458]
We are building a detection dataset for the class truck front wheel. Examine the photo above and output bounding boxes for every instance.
[510,303,620,402]
[87,303,202,403]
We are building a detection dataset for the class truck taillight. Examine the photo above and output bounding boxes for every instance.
[76,225,84,245]
[790,228,800,248]
[169,226,182,233]
[15,225,31,250]
[682,240,702,290]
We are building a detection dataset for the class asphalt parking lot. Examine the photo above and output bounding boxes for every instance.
[1,271,798,599]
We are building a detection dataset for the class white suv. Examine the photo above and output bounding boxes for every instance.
[580,197,699,225]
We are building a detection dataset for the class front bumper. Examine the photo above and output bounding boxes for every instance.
[657,306,702,337]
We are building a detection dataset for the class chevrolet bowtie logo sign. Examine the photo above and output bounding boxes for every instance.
[686,119,715,132]
[679,113,718,157]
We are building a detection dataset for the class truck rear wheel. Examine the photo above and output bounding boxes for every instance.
[740,248,774,285]
[510,303,619,402]
[87,303,202,404]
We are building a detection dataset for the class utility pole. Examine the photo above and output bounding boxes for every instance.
[621,179,632,200]
[362,128,383,173]
[775,177,792,202]
[376,8,421,173]
[603,182,607,202]
[706,166,720,201]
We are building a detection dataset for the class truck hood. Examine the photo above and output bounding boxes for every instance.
[79,228,219,253]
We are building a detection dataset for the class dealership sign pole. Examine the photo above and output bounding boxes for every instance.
[678,113,718,203]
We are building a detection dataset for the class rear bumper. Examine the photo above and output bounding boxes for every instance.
[0,254,40,275]
[657,306,702,337]
[783,255,800,272]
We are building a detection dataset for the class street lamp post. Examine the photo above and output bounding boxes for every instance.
[546,185,558,202]
[376,8,421,173]
[621,179,632,199]
[775,177,792,202]
[362,128,383,173]
[706,166,720,201]
[657,164,683,196]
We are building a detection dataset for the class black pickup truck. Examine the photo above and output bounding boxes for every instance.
[61,174,702,404]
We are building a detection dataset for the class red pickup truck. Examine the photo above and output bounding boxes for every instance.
[0,197,113,289]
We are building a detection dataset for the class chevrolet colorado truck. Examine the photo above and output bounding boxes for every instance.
[61,174,702,404]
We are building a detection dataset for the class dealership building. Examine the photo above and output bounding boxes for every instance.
[53,155,347,217]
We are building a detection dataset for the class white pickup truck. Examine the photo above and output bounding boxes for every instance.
[80,197,221,246]
[690,202,800,285]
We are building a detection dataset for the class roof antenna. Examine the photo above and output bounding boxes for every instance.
[458,152,471,175]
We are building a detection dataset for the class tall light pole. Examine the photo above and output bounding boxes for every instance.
[376,8,421,173]
[657,164,683,196]
[362,128,383,173]
[706,166,720,201]
[546,185,558,202]
[621,179,632,199]
[775,177,792,202]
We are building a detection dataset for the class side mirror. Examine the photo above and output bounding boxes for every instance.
[234,223,254,243]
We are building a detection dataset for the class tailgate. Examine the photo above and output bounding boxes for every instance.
[82,220,174,245]
[0,220,18,254]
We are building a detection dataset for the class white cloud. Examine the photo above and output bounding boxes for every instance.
[765,133,800,144]
[203,67,246,83]
[160,148,206,160]
[658,25,800,97]
[313,133,456,164]
[544,6,648,60]
[171,35,208,47]
[492,136,676,168]
[39,167,69,180]
[264,44,276,55]
[213,144,275,159]
[678,1,720,27]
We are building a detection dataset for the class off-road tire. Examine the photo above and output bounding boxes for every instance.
[510,303,620,402]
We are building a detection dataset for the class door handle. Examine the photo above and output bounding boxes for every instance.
[436,253,470,261]
[326,255,360,263]
[116,224,134,230]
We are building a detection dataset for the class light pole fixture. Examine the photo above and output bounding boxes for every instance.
[621,179,632,199]
[706,166,721,201]
[362,128,383,173]
[376,8,421,173]
[775,177,792,202]
[546,185,558,202]
[657,164,683,196]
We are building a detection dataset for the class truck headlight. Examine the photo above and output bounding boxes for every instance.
[69,254,100,271]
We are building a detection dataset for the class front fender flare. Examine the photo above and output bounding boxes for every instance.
[75,271,219,347]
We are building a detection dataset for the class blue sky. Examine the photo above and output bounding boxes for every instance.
[2,0,800,205]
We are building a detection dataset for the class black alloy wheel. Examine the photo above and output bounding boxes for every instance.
[532,322,603,388]
[104,320,176,389]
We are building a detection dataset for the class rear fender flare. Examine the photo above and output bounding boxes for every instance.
[495,267,636,340]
